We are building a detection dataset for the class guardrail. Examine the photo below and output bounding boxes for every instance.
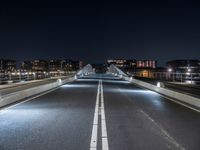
[75,64,94,78]
[109,65,200,109]
[0,77,75,108]
[0,72,75,85]
[107,64,128,79]
[128,71,200,84]
[129,77,200,109]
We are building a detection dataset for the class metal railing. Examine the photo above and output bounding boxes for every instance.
[0,71,76,84]
[132,72,200,83]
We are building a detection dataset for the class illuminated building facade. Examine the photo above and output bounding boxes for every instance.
[65,60,80,71]
[107,59,127,68]
[136,60,157,69]
[31,60,48,72]
[166,60,200,73]
[0,59,16,73]
[21,59,81,73]
[48,59,65,71]
[21,61,33,72]
[107,59,136,69]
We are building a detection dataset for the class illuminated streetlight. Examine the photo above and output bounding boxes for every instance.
[186,72,190,75]
[168,68,172,72]
[157,82,161,87]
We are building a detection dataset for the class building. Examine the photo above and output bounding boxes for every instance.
[20,61,33,72]
[107,59,127,68]
[20,59,81,73]
[48,59,81,72]
[65,60,80,71]
[21,60,48,72]
[136,60,157,69]
[107,59,137,68]
[92,64,107,73]
[31,60,47,72]
[135,67,166,78]
[126,59,137,71]
[20,60,48,78]
[166,59,200,73]
[79,61,84,69]
[136,68,154,78]
[134,60,157,78]
[0,59,16,73]
[48,59,65,71]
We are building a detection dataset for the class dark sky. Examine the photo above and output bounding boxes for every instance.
[0,0,200,66]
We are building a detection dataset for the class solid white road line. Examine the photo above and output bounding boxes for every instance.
[100,80,109,150]
[90,80,109,150]
[90,80,100,150]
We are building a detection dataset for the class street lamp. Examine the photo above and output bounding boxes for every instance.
[17,72,21,81]
[33,72,36,80]
[167,68,173,81]
[168,68,172,72]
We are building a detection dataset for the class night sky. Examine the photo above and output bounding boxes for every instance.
[0,0,200,66]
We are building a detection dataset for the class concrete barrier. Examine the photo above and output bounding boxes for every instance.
[130,78,200,109]
[0,77,75,108]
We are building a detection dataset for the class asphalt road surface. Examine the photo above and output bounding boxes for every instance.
[0,74,199,150]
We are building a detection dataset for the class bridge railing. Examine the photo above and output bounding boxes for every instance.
[75,64,94,78]
[107,64,129,79]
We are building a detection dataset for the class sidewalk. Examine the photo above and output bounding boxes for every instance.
[0,76,71,90]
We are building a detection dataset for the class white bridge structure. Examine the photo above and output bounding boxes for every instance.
[75,64,94,78]
[107,64,128,79]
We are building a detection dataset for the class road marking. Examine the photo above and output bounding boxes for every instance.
[100,80,109,150]
[90,80,100,150]
[90,80,109,150]
[118,87,185,150]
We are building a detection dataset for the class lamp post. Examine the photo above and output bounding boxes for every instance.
[187,68,192,83]
[9,72,12,81]
[33,72,36,80]
[43,71,46,78]
[17,72,21,81]
[168,68,172,81]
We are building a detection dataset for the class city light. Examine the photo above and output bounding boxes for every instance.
[57,79,62,83]
[187,68,191,72]
[157,82,161,87]
[186,72,191,75]
[168,68,172,72]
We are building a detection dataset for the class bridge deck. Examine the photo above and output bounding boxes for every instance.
[0,74,199,150]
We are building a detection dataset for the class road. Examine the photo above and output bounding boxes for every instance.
[0,74,199,150]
